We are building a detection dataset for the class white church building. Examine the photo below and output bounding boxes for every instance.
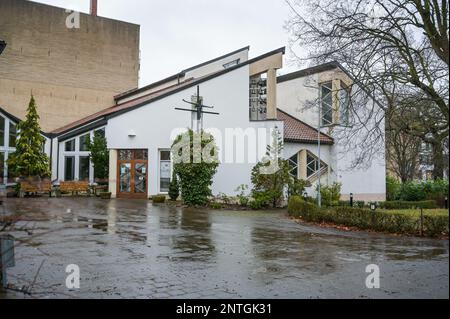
[0,46,386,201]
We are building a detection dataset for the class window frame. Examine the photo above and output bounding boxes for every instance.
[288,153,299,179]
[158,149,172,194]
[64,156,76,181]
[320,81,333,126]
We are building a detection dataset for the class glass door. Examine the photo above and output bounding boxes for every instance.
[117,150,148,199]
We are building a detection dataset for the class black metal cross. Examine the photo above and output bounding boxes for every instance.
[174,85,219,132]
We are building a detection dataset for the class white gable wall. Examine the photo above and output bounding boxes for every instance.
[107,65,283,196]
[184,49,249,79]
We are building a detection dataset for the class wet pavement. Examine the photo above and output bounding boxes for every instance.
[0,198,448,299]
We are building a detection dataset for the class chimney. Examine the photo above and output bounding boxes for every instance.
[90,0,98,16]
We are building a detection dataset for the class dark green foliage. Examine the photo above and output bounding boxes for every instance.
[152,195,166,203]
[172,129,219,206]
[355,201,366,208]
[319,182,342,207]
[251,128,291,208]
[249,192,274,210]
[168,172,180,201]
[386,176,401,201]
[288,198,448,237]
[7,95,50,178]
[87,132,109,183]
[387,179,449,203]
[210,202,223,209]
[423,216,449,237]
[288,178,309,197]
[287,196,319,219]
[235,184,249,207]
[379,200,438,210]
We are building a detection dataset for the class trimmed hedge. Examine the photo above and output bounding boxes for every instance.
[379,200,438,210]
[288,196,448,237]
[287,196,319,219]
[152,195,166,203]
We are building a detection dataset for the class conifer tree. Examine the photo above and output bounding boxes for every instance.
[8,95,50,178]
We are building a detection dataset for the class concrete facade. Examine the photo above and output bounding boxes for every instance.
[0,0,140,132]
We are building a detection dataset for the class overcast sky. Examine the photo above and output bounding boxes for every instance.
[33,0,302,86]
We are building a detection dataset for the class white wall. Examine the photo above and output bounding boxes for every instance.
[277,69,386,201]
[277,75,320,127]
[184,49,249,79]
[116,49,249,105]
[107,65,283,196]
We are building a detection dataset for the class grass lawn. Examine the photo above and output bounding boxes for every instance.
[380,209,449,218]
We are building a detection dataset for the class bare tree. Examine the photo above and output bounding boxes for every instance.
[386,106,422,182]
[285,0,449,175]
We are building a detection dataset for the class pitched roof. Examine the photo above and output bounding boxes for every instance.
[114,46,251,102]
[277,109,334,145]
[0,106,51,138]
[51,47,286,137]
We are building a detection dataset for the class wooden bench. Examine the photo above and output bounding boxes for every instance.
[59,181,91,196]
[19,180,53,197]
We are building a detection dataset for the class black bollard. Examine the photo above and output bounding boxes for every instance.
[350,193,354,207]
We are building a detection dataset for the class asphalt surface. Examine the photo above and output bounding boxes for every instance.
[1,197,448,299]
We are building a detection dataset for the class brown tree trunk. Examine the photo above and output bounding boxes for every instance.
[432,142,445,180]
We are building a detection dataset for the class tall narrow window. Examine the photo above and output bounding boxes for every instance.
[65,139,75,152]
[0,117,5,147]
[288,154,298,178]
[339,83,350,125]
[9,122,17,148]
[159,150,171,193]
[64,156,75,181]
[79,156,90,181]
[321,82,333,126]
[249,75,267,121]
[79,134,90,152]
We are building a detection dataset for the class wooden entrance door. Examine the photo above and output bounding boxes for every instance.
[117,149,148,199]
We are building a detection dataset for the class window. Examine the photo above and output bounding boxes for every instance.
[9,122,17,148]
[65,139,75,152]
[249,76,267,121]
[79,134,90,152]
[339,83,350,125]
[321,82,333,126]
[160,150,171,193]
[288,154,298,178]
[306,153,327,178]
[223,59,240,69]
[79,156,90,181]
[95,128,105,138]
[0,117,4,147]
[64,156,75,181]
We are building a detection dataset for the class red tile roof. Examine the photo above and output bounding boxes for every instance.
[277,109,334,145]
